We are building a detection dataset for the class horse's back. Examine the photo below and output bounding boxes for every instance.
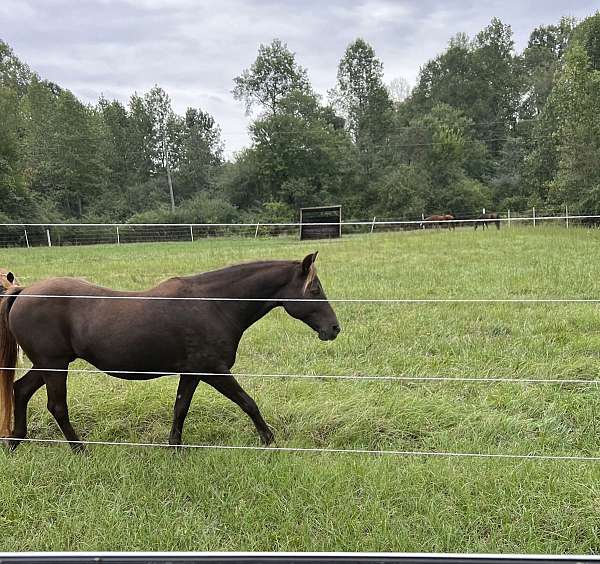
[9,275,228,373]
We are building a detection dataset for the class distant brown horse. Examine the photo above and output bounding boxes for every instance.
[0,254,340,451]
[422,214,455,229]
[475,213,501,230]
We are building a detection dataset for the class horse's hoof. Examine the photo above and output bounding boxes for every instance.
[3,436,24,452]
[261,428,275,446]
[71,443,88,455]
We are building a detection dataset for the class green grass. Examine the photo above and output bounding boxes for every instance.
[3,226,600,552]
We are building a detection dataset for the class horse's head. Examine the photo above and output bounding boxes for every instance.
[281,253,340,341]
[0,269,18,294]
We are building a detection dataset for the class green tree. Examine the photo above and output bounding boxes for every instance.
[410,19,523,153]
[248,90,357,209]
[547,42,600,210]
[521,18,575,117]
[330,39,393,145]
[0,86,36,220]
[143,86,182,211]
[176,108,224,199]
[0,40,31,96]
[233,39,311,115]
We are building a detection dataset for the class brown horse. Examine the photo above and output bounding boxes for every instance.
[422,214,454,229]
[0,253,340,451]
[474,213,501,230]
[443,214,456,230]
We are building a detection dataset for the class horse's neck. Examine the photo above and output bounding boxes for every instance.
[189,262,293,330]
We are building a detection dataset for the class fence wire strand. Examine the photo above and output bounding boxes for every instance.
[9,436,600,462]
[3,294,600,303]
[2,366,600,386]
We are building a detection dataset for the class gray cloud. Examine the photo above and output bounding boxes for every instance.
[1,0,597,156]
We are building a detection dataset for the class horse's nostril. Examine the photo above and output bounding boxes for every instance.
[333,324,341,334]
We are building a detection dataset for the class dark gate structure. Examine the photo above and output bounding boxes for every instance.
[299,205,342,240]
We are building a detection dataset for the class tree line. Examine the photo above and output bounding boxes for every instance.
[1,12,599,225]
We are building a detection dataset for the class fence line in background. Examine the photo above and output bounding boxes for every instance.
[11,436,600,462]
[2,366,600,386]
[3,213,600,228]
[2,212,600,248]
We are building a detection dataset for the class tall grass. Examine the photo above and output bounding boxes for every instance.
[2,226,600,552]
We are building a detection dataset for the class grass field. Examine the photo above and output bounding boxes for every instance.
[2,226,600,552]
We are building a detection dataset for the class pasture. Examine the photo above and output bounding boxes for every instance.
[2,226,600,552]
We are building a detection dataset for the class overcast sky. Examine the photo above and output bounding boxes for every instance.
[1,0,597,156]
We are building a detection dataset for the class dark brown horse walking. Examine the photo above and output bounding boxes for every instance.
[0,253,340,451]
[474,213,501,230]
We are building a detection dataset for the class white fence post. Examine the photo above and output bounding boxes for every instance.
[533,207,536,228]
[190,225,194,242]
[116,226,120,245]
[46,228,52,247]
[254,223,260,238]
[421,213,425,229]
[371,216,376,234]
[565,205,569,229]
[508,210,511,228]
[24,229,30,248]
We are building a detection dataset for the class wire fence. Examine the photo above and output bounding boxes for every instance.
[4,366,600,386]
[1,209,600,248]
[3,216,600,461]
[11,436,600,463]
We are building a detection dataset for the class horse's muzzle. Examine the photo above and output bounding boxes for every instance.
[318,324,341,341]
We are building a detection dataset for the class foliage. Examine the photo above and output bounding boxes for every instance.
[233,39,311,116]
[1,12,600,224]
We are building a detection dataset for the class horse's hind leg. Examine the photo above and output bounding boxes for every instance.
[203,373,274,445]
[169,375,201,446]
[42,367,85,453]
[8,369,45,451]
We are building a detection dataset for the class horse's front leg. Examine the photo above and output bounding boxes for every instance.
[203,372,274,445]
[169,375,201,446]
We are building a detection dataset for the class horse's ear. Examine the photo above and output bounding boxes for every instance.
[6,272,14,284]
[301,252,318,275]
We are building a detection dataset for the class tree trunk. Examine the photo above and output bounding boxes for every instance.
[163,135,175,212]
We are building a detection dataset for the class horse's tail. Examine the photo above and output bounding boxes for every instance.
[0,287,23,437]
